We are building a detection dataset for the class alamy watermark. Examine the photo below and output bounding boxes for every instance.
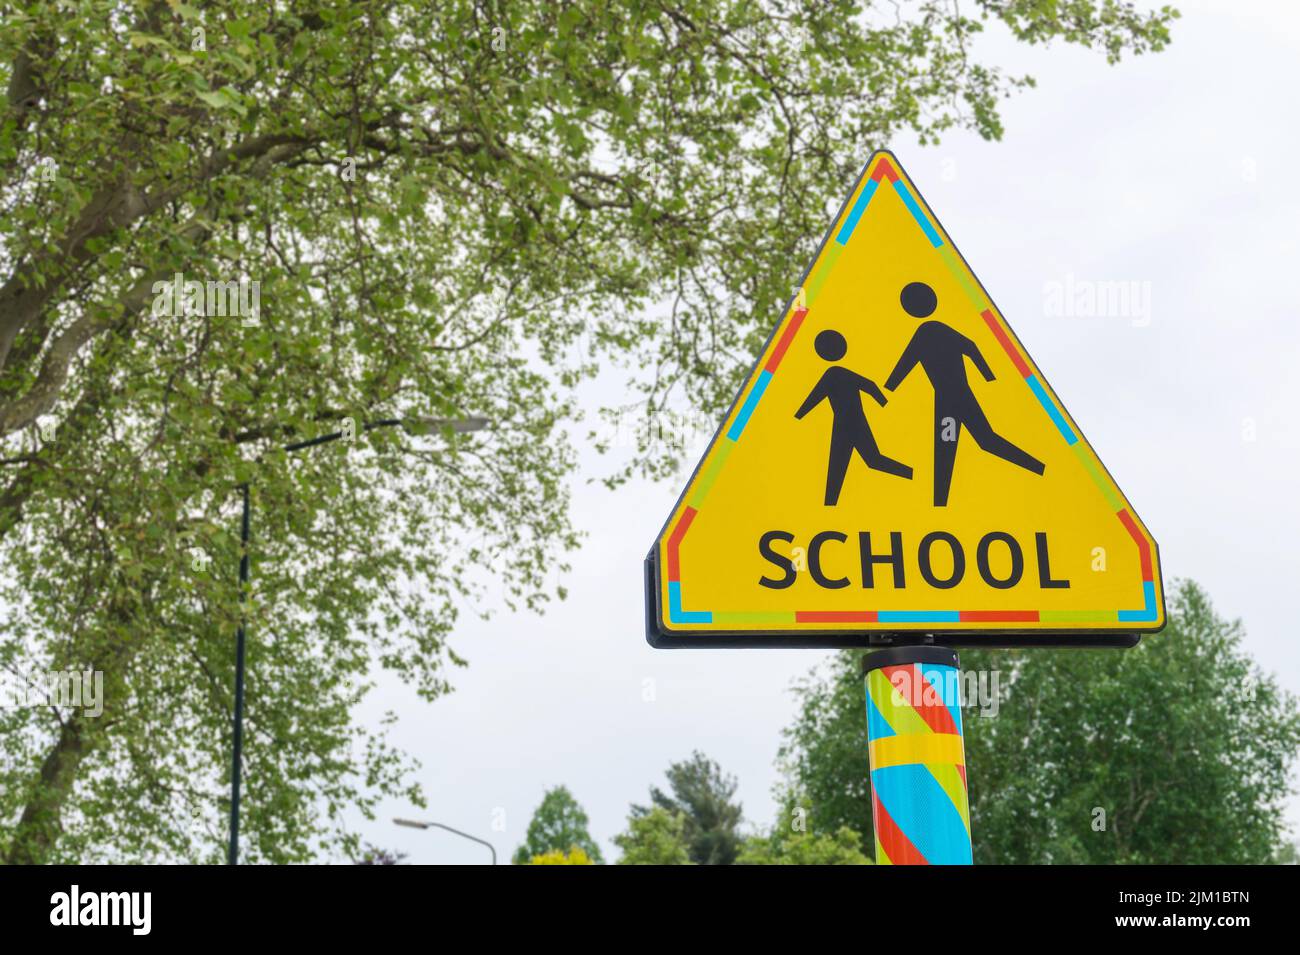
[882,665,1001,718]
[1043,272,1151,327]
[151,271,261,326]
[50,885,150,935]
[601,406,717,458]
[2,669,104,717]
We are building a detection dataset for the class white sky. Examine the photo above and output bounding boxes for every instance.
[349,0,1300,863]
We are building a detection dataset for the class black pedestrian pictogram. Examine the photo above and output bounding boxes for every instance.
[885,281,1045,507]
[795,329,913,506]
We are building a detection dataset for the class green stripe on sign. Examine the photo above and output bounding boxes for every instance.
[938,245,984,310]
[1039,610,1119,623]
[688,438,735,509]
[806,243,844,304]
[714,611,797,624]
[1070,443,1123,510]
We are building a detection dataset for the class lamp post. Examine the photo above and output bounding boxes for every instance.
[227,415,488,865]
[393,817,498,864]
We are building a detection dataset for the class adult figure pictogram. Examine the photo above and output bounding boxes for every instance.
[885,281,1044,506]
[795,329,913,506]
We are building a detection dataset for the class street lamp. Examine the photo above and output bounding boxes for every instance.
[404,415,491,436]
[227,415,488,865]
[394,817,498,864]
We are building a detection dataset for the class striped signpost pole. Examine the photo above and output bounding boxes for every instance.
[864,646,972,865]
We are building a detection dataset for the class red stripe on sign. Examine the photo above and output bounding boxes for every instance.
[881,663,957,735]
[959,610,1040,622]
[665,507,697,581]
[795,610,879,623]
[919,701,958,736]
[871,158,899,183]
[980,309,1033,378]
[765,306,808,372]
[874,796,927,865]
[880,663,913,684]
[1116,508,1153,581]
[957,764,967,790]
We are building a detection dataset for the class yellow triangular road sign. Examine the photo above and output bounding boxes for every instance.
[647,151,1163,648]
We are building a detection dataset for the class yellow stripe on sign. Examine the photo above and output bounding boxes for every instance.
[937,244,985,310]
[875,835,892,866]
[867,670,932,736]
[869,733,965,770]
[926,761,971,835]
[805,243,843,304]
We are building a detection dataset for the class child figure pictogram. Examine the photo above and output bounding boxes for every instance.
[795,329,913,506]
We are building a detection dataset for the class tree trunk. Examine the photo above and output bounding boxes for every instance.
[4,715,87,865]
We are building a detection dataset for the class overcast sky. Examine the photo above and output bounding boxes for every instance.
[348,0,1300,863]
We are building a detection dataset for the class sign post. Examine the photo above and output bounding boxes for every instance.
[645,150,1164,863]
[864,646,970,865]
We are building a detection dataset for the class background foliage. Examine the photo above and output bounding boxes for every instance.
[613,806,693,865]
[632,750,742,864]
[512,785,604,864]
[0,0,1176,862]
[736,825,871,865]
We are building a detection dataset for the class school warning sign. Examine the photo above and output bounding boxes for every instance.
[645,151,1164,648]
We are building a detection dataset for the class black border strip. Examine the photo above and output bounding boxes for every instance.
[862,645,959,673]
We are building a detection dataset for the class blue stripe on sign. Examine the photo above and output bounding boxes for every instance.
[726,370,772,440]
[872,763,972,865]
[878,610,961,623]
[1026,375,1077,444]
[668,581,712,624]
[1118,607,1158,622]
[865,690,896,740]
[836,178,879,245]
[893,181,943,247]
[1119,581,1158,622]
[921,663,963,737]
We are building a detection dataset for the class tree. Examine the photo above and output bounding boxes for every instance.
[737,826,871,865]
[966,581,1300,864]
[613,806,692,865]
[512,786,603,865]
[776,658,877,849]
[635,751,743,865]
[777,580,1300,863]
[0,1,1178,863]
[353,845,406,865]
[527,847,593,865]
